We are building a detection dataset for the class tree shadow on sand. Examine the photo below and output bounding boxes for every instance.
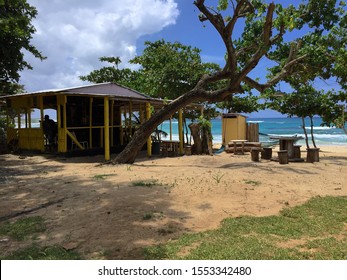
[0,154,192,259]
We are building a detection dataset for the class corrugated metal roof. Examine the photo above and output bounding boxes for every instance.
[0,82,163,104]
[222,113,248,118]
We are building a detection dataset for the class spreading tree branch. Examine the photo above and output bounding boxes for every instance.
[195,0,251,73]
[238,2,276,80]
[243,50,308,93]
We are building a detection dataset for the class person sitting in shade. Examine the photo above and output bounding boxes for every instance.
[42,115,57,149]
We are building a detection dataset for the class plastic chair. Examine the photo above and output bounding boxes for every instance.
[71,131,89,150]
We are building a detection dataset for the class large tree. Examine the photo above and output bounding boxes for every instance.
[80,56,143,90]
[81,40,221,100]
[320,90,347,135]
[81,40,221,144]
[130,40,221,99]
[113,0,347,163]
[0,0,45,95]
[266,84,325,148]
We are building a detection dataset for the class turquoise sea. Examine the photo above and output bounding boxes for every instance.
[159,117,347,146]
[21,116,347,146]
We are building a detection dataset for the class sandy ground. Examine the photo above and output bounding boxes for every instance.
[0,145,346,259]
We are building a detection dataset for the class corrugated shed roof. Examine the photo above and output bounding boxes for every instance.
[0,82,163,104]
[222,113,248,118]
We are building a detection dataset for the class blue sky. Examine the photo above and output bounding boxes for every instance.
[22,0,341,119]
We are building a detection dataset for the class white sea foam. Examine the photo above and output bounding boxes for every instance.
[247,120,264,124]
[304,126,335,130]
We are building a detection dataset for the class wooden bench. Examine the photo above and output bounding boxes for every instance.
[225,141,261,153]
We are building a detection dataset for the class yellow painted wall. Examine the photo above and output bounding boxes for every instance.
[222,114,247,145]
[57,95,67,152]
[18,129,44,150]
[11,96,32,109]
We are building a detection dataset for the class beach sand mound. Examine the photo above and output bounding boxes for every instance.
[0,145,346,259]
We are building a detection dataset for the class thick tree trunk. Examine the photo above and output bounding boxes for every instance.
[113,89,206,163]
[188,123,202,154]
[109,1,305,165]
[112,78,238,163]
[309,116,317,148]
[306,148,320,163]
[201,126,213,155]
[301,117,310,149]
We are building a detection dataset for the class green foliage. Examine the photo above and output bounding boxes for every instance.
[267,1,347,89]
[0,0,45,95]
[80,56,143,90]
[266,85,323,118]
[217,93,261,113]
[106,1,347,163]
[264,84,326,147]
[198,115,212,131]
[130,40,221,99]
[144,196,347,260]
[81,40,221,101]
[217,0,228,11]
[320,91,347,133]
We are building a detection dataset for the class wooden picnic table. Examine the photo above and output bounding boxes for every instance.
[230,139,248,155]
[269,136,303,159]
[161,140,180,157]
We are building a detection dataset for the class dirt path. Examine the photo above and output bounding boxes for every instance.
[0,146,346,259]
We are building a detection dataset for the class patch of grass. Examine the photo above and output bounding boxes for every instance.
[1,245,81,260]
[142,212,165,221]
[0,217,81,260]
[212,173,224,184]
[144,196,347,260]
[244,180,262,186]
[143,213,153,220]
[132,180,160,188]
[0,216,46,241]
[304,237,347,259]
[92,174,116,180]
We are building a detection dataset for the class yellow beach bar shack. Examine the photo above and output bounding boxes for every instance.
[1,82,166,160]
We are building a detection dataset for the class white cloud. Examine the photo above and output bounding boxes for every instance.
[20,0,179,91]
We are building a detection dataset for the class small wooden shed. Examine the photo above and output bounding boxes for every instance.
[1,82,166,160]
[221,113,247,145]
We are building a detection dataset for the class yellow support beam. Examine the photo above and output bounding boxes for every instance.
[178,109,184,155]
[146,102,152,157]
[66,130,85,150]
[104,96,110,161]
[57,95,67,152]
